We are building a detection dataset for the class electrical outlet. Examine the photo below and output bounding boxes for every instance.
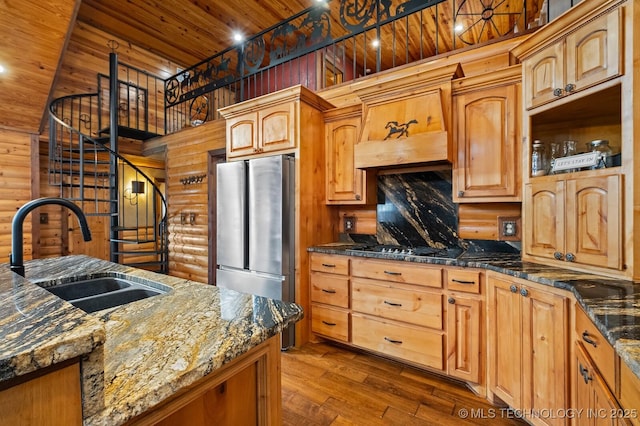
[343,216,356,232]
[497,216,521,241]
[503,221,517,236]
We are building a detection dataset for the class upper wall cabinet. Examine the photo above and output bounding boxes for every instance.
[520,7,621,110]
[324,105,376,205]
[452,66,521,202]
[219,85,334,160]
[351,62,463,169]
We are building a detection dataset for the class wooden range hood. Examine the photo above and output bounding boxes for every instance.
[352,62,463,169]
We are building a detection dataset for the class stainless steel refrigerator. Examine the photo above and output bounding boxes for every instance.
[216,155,295,349]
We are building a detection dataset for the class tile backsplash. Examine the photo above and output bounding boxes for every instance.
[352,170,519,253]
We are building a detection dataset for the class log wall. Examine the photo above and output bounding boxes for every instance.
[0,130,36,263]
[158,120,226,283]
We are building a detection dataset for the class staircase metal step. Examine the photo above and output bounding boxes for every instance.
[110,238,157,244]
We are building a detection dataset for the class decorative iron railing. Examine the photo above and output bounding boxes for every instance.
[164,0,566,132]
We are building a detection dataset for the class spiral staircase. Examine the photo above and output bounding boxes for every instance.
[48,53,168,273]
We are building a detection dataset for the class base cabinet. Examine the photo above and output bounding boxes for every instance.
[0,361,82,426]
[488,272,569,426]
[126,336,282,426]
[574,342,623,426]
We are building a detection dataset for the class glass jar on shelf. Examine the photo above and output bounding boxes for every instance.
[586,139,613,169]
[531,140,549,176]
[549,142,562,174]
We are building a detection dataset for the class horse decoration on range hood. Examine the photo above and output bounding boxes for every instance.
[352,62,463,169]
[384,119,418,140]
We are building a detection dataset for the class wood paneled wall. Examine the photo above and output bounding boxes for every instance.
[0,130,36,263]
[157,121,226,283]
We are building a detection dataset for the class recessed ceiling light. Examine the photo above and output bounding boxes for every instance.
[371,39,380,48]
[233,32,244,42]
[0,65,5,73]
[454,24,464,33]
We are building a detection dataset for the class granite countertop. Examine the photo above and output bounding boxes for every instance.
[0,255,303,425]
[309,245,640,382]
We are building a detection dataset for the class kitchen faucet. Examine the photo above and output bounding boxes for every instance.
[10,197,92,277]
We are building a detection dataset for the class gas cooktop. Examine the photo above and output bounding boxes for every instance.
[346,244,463,259]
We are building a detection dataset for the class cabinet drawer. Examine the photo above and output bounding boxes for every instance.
[352,314,444,370]
[310,272,349,308]
[446,269,482,294]
[575,305,615,389]
[311,304,350,342]
[310,253,349,275]
[351,278,443,329]
[351,258,442,288]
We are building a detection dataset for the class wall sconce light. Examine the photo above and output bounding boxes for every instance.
[124,180,145,205]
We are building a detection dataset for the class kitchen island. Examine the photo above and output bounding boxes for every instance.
[0,255,303,425]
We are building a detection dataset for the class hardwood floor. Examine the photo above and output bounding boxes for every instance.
[281,341,526,425]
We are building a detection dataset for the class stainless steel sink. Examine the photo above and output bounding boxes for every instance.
[39,276,170,313]
[46,277,133,300]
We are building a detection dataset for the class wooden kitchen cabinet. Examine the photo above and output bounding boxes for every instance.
[128,336,281,426]
[226,102,295,158]
[574,343,623,426]
[324,105,376,205]
[446,293,481,383]
[487,272,569,426]
[0,361,82,426]
[445,268,483,384]
[452,67,521,202]
[573,305,626,426]
[310,253,351,342]
[522,8,621,110]
[524,170,622,271]
[350,258,445,370]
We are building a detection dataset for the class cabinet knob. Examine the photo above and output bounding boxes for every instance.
[565,83,576,93]
[520,288,529,297]
[579,363,593,384]
[553,88,563,97]
[448,297,455,304]
[355,194,361,201]
[458,191,464,197]
[510,284,518,293]
[565,252,576,262]
[553,251,564,260]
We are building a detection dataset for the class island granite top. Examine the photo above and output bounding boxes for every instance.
[309,245,640,382]
[0,255,303,425]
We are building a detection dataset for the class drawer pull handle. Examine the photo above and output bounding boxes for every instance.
[321,289,337,294]
[322,320,337,326]
[510,284,518,293]
[448,297,455,304]
[384,337,403,344]
[451,279,475,285]
[582,331,597,347]
[321,263,336,268]
[384,270,402,276]
[384,300,402,307]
